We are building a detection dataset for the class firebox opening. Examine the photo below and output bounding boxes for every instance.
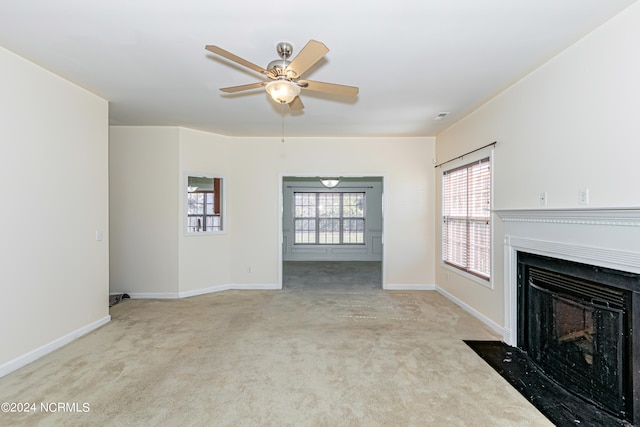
[517,252,638,424]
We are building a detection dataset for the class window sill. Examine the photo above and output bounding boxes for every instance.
[184,231,226,237]
[441,262,493,289]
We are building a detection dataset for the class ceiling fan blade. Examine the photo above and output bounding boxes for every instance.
[205,45,268,75]
[286,40,329,78]
[299,80,359,97]
[220,82,266,93]
[289,96,304,111]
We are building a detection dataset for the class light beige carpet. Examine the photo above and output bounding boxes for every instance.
[0,279,552,426]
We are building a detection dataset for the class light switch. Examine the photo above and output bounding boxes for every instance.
[96,230,103,241]
[579,188,590,205]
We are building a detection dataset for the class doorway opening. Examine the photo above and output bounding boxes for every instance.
[280,176,384,290]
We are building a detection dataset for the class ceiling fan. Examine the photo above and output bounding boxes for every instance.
[205,40,359,110]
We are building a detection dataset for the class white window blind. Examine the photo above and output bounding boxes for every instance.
[442,157,491,280]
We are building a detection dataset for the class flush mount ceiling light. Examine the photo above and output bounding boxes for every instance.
[265,80,301,104]
[320,178,341,188]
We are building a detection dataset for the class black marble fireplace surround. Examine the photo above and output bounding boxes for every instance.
[517,252,640,425]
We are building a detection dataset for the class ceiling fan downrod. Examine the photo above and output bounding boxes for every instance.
[267,42,293,74]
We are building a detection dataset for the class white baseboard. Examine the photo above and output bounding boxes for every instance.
[435,286,507,337]
[127,283,282,300]
[228,283,281,291]
[180,283,280,298]
[384,283,436,290]
[127,292,180,299]
[0,315,111,378]
[179,285,231,298]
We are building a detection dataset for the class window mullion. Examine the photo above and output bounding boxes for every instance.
[315,192,320,245]
[203,193,208,232]
[339,193,344,244]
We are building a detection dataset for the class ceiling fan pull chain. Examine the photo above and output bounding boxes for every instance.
[281,102,285,142]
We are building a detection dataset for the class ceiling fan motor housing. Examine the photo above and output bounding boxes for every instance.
[267,59,291,72]
[268,42,294,78]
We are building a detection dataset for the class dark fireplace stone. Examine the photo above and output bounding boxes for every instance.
[517,252,640,425]
[465,340,631,426]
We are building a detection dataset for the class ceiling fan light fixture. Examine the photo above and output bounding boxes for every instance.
[265,80,300,104]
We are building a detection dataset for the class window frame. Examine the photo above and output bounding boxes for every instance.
[184,173,226,236]
[293,191,366,245]
[441,153,493,287]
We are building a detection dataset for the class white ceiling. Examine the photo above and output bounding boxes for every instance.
[0,1,636,138]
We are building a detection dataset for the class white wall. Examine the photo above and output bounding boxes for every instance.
[435,2,640,328]
[0,46,109,372]
[178,128,232,294]
[109,127,180,296]
[229,137,435,288]
[109,132,435,292]
[110,127,234,297]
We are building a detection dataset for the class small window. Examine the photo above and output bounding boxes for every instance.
[294,192,365,245]
[442,157,491,280]
[186,175,223,233]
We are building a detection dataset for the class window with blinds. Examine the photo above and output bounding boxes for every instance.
[442,157,491,280]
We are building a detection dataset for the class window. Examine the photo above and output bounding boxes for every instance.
[186,175,223,233]
[442,157,491,280]
[294,192,365,244]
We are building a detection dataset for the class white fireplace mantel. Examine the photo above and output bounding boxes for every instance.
[494,207,640,346]
[496,207,640,227]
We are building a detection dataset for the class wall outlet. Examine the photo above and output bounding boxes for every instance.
[539,192,548,206]
[579,188,590,205]
[247,266,252,273]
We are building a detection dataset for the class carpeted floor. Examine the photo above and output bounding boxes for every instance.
[0,262,552,426]
[283,261,382,290]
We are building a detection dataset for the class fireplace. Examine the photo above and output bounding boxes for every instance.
[496,208,640,426]
[517,252,638,422]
